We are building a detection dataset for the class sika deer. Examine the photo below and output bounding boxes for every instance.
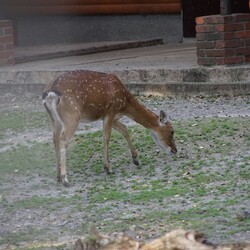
[42,70,177,187]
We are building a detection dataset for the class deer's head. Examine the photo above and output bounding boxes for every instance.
[151,110,177,154]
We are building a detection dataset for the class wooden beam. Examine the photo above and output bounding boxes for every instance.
[3,3,181,15]
[1,0,181,6]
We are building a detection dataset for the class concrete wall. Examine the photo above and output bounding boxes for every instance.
[14,14,183,47]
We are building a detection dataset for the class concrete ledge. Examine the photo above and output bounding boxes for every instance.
[1,67,250,85]
[1,82,249,100]
[127,82,250,97]
[15,39,163,64]
[114,67,250,84]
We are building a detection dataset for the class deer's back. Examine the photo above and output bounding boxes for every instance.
[44,70,132,121]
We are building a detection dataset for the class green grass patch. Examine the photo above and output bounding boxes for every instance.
[0,111,49,131]
[0,116,249,248]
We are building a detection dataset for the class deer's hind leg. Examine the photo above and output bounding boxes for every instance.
[52,115,80,187]
[112,120,139,166]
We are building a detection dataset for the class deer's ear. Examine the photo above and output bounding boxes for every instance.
[159,110,167,123]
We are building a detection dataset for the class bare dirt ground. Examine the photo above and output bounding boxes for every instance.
[1,95,249,149]
[0,95,250,250]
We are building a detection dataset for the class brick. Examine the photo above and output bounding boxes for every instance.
[205,49,235,57]
[196,25,215,33]
[245,39,250,46]
[245,22,250,30]
[201,16,220,24]
[205,14,250,26]
[6,58,15,65]
[4,27,13,35]
[197,41,215,49]
[5,43,14,50]
[200,15,227,24]
[196,17,205,25]
[0,35,14,44]
[222,32,235,40]
[196,49,205,57]
[223,48,237,57]
[215,24,225,32]
[204,49,222,57]
[233,13,250,22]
[235,30,250,39]
[236,47,250,56]
[0,50,14,58]
[0,61,7,66]
[215,23,245,32]
[0,20,13,27]
[196,32,223,41]
[0,58,14,66]
[197,57,216,66]
[223,56,245,65]
[205,15,234,24]
[215,40,244,49]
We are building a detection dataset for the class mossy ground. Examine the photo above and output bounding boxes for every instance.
[0,97,249,249]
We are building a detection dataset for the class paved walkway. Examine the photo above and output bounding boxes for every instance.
[0,40,250,97]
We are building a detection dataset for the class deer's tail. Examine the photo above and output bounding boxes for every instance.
[42,91,64,131]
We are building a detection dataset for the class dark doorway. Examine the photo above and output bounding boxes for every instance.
[182,0,250,37]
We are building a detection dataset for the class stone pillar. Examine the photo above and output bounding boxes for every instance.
[0,20,15,66]
[196,13,250,66]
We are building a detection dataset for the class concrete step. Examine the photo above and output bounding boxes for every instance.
[1,81,249,100]
[14,39,163,63]
[1,67,250,85]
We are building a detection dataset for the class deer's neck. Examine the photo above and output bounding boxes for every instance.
[124,97,159,129]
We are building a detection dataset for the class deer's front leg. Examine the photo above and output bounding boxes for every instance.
[112,120,139,166]
[103,115,114,174]
[53,131,69,187]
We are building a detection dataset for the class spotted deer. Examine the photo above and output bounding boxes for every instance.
[42,70,177,187]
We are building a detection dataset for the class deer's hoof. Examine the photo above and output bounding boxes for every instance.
[63,180,70,187]
[133,158,140,166]
[104,166,113,174]
[62,175,70,187]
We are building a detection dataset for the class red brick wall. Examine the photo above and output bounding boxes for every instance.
[196,13,250,66]
[0,20,15,66]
